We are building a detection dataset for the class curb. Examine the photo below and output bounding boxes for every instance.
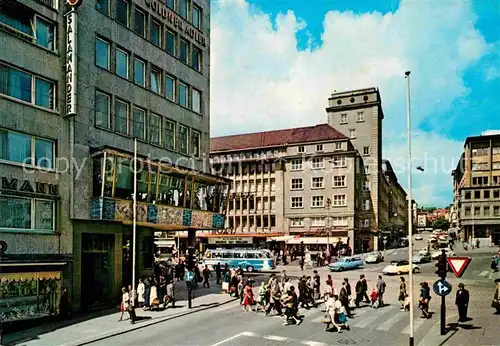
[10,298,238,346]
[416,313,459,346]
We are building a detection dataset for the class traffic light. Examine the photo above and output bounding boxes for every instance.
[435,251,447,278]
[187,247,195,271]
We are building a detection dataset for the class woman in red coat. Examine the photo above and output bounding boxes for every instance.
[242,281,255,312]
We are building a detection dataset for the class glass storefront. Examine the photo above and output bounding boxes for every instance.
[0,272,61,322]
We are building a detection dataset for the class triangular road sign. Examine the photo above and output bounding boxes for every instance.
[447,257,472,278]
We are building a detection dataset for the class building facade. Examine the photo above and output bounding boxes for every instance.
[326,88,384,249]
[452,134,500,245]
[0,0,229,320]
[210,124,360,251]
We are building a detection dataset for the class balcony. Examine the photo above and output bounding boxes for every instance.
[90,148,231,230]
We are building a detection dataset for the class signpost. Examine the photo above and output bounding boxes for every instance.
[433,279,452,296]
[447,257,472,278]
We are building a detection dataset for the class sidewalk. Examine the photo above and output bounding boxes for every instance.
[3,279,236,346]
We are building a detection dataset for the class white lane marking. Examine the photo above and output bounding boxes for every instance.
[376,312,407,331]
[242,332,257,336]
[210,332,246,346]
[264,335,289,341]
[302,342,327,346]
[352,307,394,329]
[479,271,489,277]
[402,317,426,334]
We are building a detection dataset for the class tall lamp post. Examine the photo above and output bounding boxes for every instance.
[326,197,332,254]
[132,138,138,307]
[405,71,414,346]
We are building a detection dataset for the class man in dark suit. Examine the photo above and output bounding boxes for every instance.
[455,283,470,322]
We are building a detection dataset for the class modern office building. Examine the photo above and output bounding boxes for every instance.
[210,124,360,251]
[452,133,500,245]
[0,0,229,320]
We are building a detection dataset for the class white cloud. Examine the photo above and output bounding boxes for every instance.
[210,0,489,206]
[481,129,500,136]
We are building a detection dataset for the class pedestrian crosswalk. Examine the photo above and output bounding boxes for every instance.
[306,304,431,336]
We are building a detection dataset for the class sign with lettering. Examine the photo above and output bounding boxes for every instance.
[65,10,77,116]
[144,0,207,48]
[1,177,58,196]
[208,237,253,245]
[211,228,237,235]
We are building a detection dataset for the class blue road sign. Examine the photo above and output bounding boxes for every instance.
[433,279,452,296]
[185,271,194,282]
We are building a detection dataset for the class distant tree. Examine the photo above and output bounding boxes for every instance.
[432,217,450,231]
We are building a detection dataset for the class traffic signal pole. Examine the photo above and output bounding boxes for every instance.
[436,249,447,335]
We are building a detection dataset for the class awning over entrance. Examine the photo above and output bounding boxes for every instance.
[286,237,348,245]
[266,235,295,242]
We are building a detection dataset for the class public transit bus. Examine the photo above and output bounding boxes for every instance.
[202,248,275,272]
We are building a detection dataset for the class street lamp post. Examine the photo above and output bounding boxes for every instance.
[326,198,332,255]
[132,138,138,306]
[405,71,414,346]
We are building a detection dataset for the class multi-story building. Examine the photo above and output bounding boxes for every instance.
[0,0,229,319]
[210,124,360,251]
[417,212,428,228]
[452,133,500,245]
[379,160,408,242]
[326,88,384,249]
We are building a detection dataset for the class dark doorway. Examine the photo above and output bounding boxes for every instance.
[81,234,115,308]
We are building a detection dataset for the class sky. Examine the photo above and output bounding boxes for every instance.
[209,0,500,208]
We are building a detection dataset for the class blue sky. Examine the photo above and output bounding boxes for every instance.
[210,0,500,207]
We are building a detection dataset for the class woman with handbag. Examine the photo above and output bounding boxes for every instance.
[492,279,500,314]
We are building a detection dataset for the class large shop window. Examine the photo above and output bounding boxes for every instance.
[0,63,55,109]
[0,3,55,51]
[0,128,54,168]
[0,272,62,322]
[0,196,55,231]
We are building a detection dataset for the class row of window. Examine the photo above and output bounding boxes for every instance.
[290,156,348,171]
[0,2,56,52]
[290,195,347,209]
[96,38,202,113]
[95,90,201,156]
[463,189,500,200]
[471,147,500,156]
[229,197,276,211]
[0,195,55,231]
[291,176,347,190]
[96,0,203,72]
[0,62,55,110]
[97,0,203,30]
[464,205,500,217]
[227,215,276,229]
[0,128,55,169]
[340,111,365,124]
[296,142,345,154]
[289,216,348,227]
[471,162,500,171]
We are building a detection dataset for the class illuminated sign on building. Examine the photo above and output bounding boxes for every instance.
[144,0,207,48]
[65,9,77,116]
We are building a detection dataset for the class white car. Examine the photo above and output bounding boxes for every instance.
[431,248,456,259]
[364,251,384,264]
[415,235,423,240]
[382,260,420,275]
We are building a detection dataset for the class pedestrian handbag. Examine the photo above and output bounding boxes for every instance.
[491,299,500,309]
[222,282,229,291]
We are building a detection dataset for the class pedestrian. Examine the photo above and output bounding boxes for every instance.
[455,283,470,322]
[419,282,431,318]
[300,256,305,271]
[282,286,301,325]
[119,287,128,322]
[324,292,341,332]
[313,270,321,299]
[202,265,212,288]
[491,257,498,273]
[322,280,333,301]
[137,278,145,308]
[215,262,222,284]
[59,287,70,319]
[376,275,386,307]
[343,278,352,304]
[242,281,255,312]
[128,286,137,324]
[334,294,350,331]
[238,276,245,304]
[355,274,368,307]
[398,277,407,310]
[256,281,267,312]
[370,287,379,308]
[339,281,352,318]
[492,279,500,314]
[266,277,283,316]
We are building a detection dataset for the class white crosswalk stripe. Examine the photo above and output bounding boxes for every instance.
[376,311,407,331]
[479,270,489,277]
[402,317,426,334]
[351,307,393,329]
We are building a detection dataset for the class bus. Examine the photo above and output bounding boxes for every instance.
[202,248,275,272]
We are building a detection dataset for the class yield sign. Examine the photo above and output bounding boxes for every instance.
[447,257,472,278]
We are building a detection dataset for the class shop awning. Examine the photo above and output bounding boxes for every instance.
[286,237,347,245]
[266,235,295,242]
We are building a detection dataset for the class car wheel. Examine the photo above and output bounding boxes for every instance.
[338,267,344,272]
[246,266,254,272]
[397,271,402,275]
[413,268,420,274]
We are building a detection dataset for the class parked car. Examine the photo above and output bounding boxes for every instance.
[382,260,420,275]
[414,234,423,240]
[431,248,456,259]
[412,254,431,264]
[365,251,384,264]
[329,256,363,272]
